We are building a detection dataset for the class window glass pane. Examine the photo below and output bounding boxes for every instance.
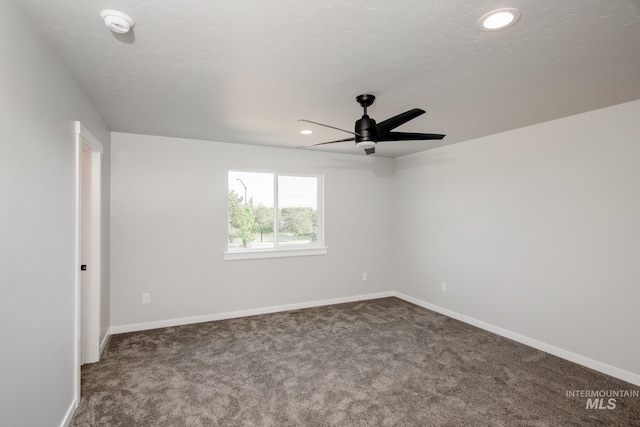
[227,170,322,255]
[228,171,274,249]
[278,175,318,246]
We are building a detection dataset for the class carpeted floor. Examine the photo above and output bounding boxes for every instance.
[71,298,639,426]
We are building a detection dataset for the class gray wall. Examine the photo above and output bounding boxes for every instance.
[110,133,395,328]
[394,99,640,378]
[0,0,111,425]
[111,101,640,384]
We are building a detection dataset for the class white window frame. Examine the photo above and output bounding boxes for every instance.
[224,169,327,260]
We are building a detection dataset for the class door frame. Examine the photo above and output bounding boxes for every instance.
[73,121,103,404]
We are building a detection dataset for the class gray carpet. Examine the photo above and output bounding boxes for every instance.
[71,298,639,426]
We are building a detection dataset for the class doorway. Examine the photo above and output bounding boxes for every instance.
[74,122,103,403]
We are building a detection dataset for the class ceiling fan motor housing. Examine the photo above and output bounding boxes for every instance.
[355,116,377,149]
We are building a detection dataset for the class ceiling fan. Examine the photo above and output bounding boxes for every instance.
[300,94,445,155]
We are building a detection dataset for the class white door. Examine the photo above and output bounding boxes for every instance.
[75,121,103,382]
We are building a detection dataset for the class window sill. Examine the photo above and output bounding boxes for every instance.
[224,246,328,261]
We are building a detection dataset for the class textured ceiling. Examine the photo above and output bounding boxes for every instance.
[16,0,640,157]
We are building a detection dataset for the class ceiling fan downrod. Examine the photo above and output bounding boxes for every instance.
[356,94,375,116]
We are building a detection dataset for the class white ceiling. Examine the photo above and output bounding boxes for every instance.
[17,0,640,157]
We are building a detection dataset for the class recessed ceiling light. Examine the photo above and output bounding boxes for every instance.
[300,129,313,135]
[478,8,520,31]
[100,10,135,34]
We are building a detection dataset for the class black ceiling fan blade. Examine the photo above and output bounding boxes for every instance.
[302,137,355,148]
[364,147,375,155]
[298,119,360,137]
[375,108,426,135]
[378,132,445,141]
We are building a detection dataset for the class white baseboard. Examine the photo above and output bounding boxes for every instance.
[108,290,639,386]
[110,291,394,335]
[393,291,640,387]
[60,397,77,427]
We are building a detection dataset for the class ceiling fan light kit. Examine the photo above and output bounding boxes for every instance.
[356,140,376,149]
[300,94,445,155]
[100,10,135,34]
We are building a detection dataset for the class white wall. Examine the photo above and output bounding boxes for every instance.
[112,101,640,384]
[395,100,640,380]
[0,0,110,425]
[110,133,394,328]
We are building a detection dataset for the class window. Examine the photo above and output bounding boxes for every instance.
[225,169,326,260]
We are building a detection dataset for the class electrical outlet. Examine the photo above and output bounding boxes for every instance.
[362,273,368,281]
[441,282,447,293]
[142,293,150,304]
